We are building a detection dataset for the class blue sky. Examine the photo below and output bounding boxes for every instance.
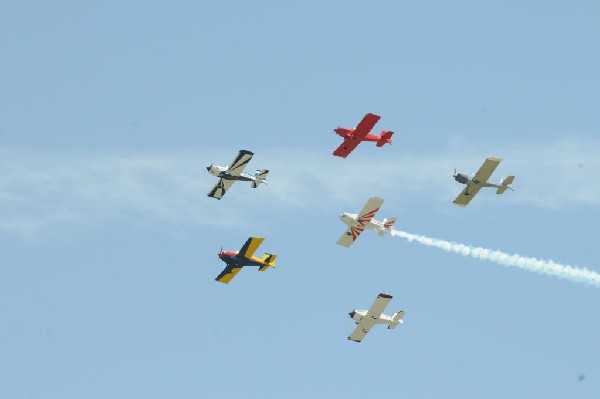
[1,1,600,398]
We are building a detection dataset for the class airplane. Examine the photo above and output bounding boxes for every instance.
[207,150,269,200]
[336,197,396,247]
[348,293,405,342]
[332,113,394,158]
[215,237,277,284]
[453,156,515,207]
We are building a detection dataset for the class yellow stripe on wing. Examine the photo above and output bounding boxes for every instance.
[241,237,265,258]
[215,267,242,284]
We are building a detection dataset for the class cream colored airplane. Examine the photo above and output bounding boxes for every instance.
[336,197,396,247]
[348,293,405,342]
[453,156,515,207]
[207,150,268,200]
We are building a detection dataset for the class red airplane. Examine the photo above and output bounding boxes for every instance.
[332,113,394,158]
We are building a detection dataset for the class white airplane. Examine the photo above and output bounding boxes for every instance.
[348,293,404,342]
[453,156,515,207]
[336,197,396,247]
[207,150,269,200]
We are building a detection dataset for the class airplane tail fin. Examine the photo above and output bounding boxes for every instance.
[251,169,269,188]
[496,175,515,194]
[383,217,397,230]
[258,253,277,271]
[379,217,397,236]
[376,131,394,147]
[388,310,405,329]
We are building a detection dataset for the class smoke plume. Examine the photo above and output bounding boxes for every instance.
[391,230,600,287]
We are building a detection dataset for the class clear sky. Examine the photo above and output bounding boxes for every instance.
[1,1,600,398]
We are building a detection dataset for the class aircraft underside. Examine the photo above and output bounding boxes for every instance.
[219,172,255,182]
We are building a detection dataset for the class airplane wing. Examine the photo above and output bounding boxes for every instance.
[236,237,265,259]
[332,113,380,158]
[353,113,381,140]
[336,226,364,247]
[348,321,373,342]
[227,150,254,177]
[333,137,362,158]
[207,178,236,200]
[365,293,392,319]
[452,185,482,207]
[357,197,384,224]
[473,157,502,183]
[215,264,243,284]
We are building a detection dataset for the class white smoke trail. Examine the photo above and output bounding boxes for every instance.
[391,230,600,287]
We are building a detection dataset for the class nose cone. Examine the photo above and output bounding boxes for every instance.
[207,165,220,176]
[454,173,468,184]
[334,127,347,137]
[348,310,356,318]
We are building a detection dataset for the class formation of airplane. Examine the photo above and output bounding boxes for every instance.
[207,150,269,200]
[332,113,393,158]
[336,197,396,248]
[208,113,517,343]
[348,293,405,342]
[453,156,515,207]
[214,237,276,284]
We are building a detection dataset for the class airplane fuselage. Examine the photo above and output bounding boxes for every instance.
[207,165,259,182]
[218,251,267,267]
[339,213,393,236]
[454,173,502,189]
[348,309,395,324]
[334,127,382,142]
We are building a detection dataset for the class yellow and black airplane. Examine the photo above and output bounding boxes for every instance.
[215,237,277,284]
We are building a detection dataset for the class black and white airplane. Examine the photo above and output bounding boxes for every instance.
[347,293,404,342]
[206,150,269,200]
[453,156,514,207]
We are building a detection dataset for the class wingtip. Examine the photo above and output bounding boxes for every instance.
[378,293,393,299]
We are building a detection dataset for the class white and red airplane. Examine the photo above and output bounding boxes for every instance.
[336,197,396,247]
[332,113,394,158]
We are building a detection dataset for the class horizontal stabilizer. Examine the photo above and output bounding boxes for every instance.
[251,169,269,188]
[258,253,277,271]
[383,217,397,229]
[388,310,405,329]
[393,310,405,322]
[497,175,515,194]
[376,131,394,147]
